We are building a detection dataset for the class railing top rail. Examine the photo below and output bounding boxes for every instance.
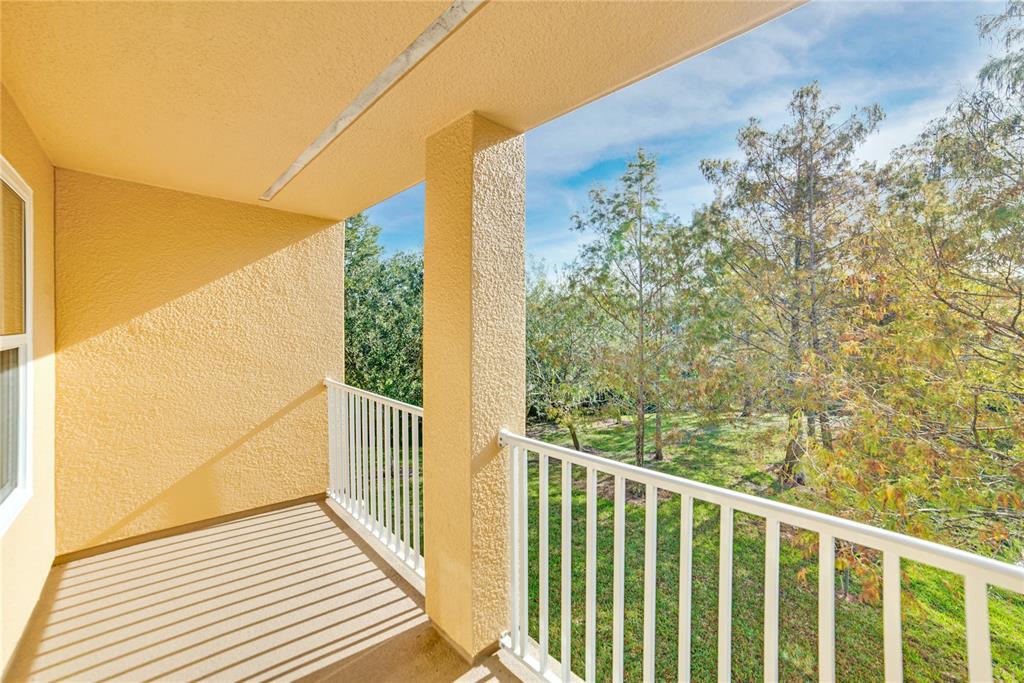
[323,378,424,416]
[499,428,1024,592]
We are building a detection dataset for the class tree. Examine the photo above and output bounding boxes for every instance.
[526,264,604,450]
[978,0,1024,95]
[701,83,883,482]
[344,213,424,405]
[570,149,691,466]
[816,5,1024,552]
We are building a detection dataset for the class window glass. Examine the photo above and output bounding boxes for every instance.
[2,180,25,336]
[0,347,18,504]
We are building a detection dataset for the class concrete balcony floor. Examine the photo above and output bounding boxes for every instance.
[7,500,522,682]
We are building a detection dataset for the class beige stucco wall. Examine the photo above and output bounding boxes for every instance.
[423,113,525,658]
[0,84,57,672]
[54,170,343,555]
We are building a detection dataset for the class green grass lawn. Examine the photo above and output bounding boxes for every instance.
[523,413,1024,682]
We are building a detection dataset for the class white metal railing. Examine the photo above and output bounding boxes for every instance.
[499,429,1024,683]
[324,379,423,592]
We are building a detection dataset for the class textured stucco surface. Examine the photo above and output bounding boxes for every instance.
[423,113,525,657]
[1,1,799,220]
[0,0,448,219]
[54,170,343,555]
[1,84,57,673]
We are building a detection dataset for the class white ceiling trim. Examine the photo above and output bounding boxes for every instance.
[259,0,484,202]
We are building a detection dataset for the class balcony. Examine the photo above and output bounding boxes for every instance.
[2,2,1022,682]
[5,497,522,682]
[4,379,1023,682]
[325,383,1022,682]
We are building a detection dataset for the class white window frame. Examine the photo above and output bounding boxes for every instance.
[0,155,33,535]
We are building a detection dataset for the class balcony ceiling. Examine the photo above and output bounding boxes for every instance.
[1,1,797,221]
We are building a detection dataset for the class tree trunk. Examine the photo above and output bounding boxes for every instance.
[781,435,804,486]
[635,390,646,467]
[654,408,664,461]
[788,222,804,476]
[818,411,833,451]
[568,422,581,452]
[781,410,805,486]
[635,172,647,470]
[805,145,834,453]
[740,393,754,417]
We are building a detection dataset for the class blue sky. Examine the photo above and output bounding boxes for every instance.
[366,1,996,267]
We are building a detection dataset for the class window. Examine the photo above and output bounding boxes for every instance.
[1,156,32,533]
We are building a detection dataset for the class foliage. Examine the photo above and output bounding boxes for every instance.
[978,0,1024,95]
[809,9,1024,553]
[569,149,719,465]
[343,213,423,405]
[700,82,884,481]
[344,2,1024,565]
[526,263,605,450]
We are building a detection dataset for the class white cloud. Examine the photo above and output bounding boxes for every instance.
[525,229,590,271]
[364,2,995,266]
[525,1,990,187]
[524,5,825,179]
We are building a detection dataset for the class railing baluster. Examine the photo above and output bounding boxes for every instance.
[390,406,398,545]
[327,386,337,500]
[367,398,373,523]
[518,447,529,656]
[883,552,903,683]
[613,475,625,683]
[362,396,369,522]
[644,483,658,682]
[365,398,372,523]
[368,399,376,526]
[412,413,420,570]
[679,495,693,683]
[360,395,367,521]
[382,409,389,540]
[964,576,992,683]
[342,387,350,505]
[818,534,835,683]
[338,389,343,505]
[393,408,400,550]
[336,387,343,500]
[585,467,597,682]
[347,391,355,512]
[323,382,425,588]
[510,444,520,656]
[376,401,384,533]
[366,395,374,524]
[387,405,395,544]
[539,451,550,674]
[382,404,389,538]
[389,405,397,548]
[402,411,411,560]
[351,394,357,513]
[344,393,352,509]
[378,403,385,536]
[561,459,572,683]
[374,401,380,530]
[718,505,734,683]
[764,517,780,683]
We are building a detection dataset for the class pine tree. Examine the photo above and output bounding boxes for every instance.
[701,83,883,482]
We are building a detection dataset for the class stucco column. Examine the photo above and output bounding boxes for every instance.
[422,112,525,660]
